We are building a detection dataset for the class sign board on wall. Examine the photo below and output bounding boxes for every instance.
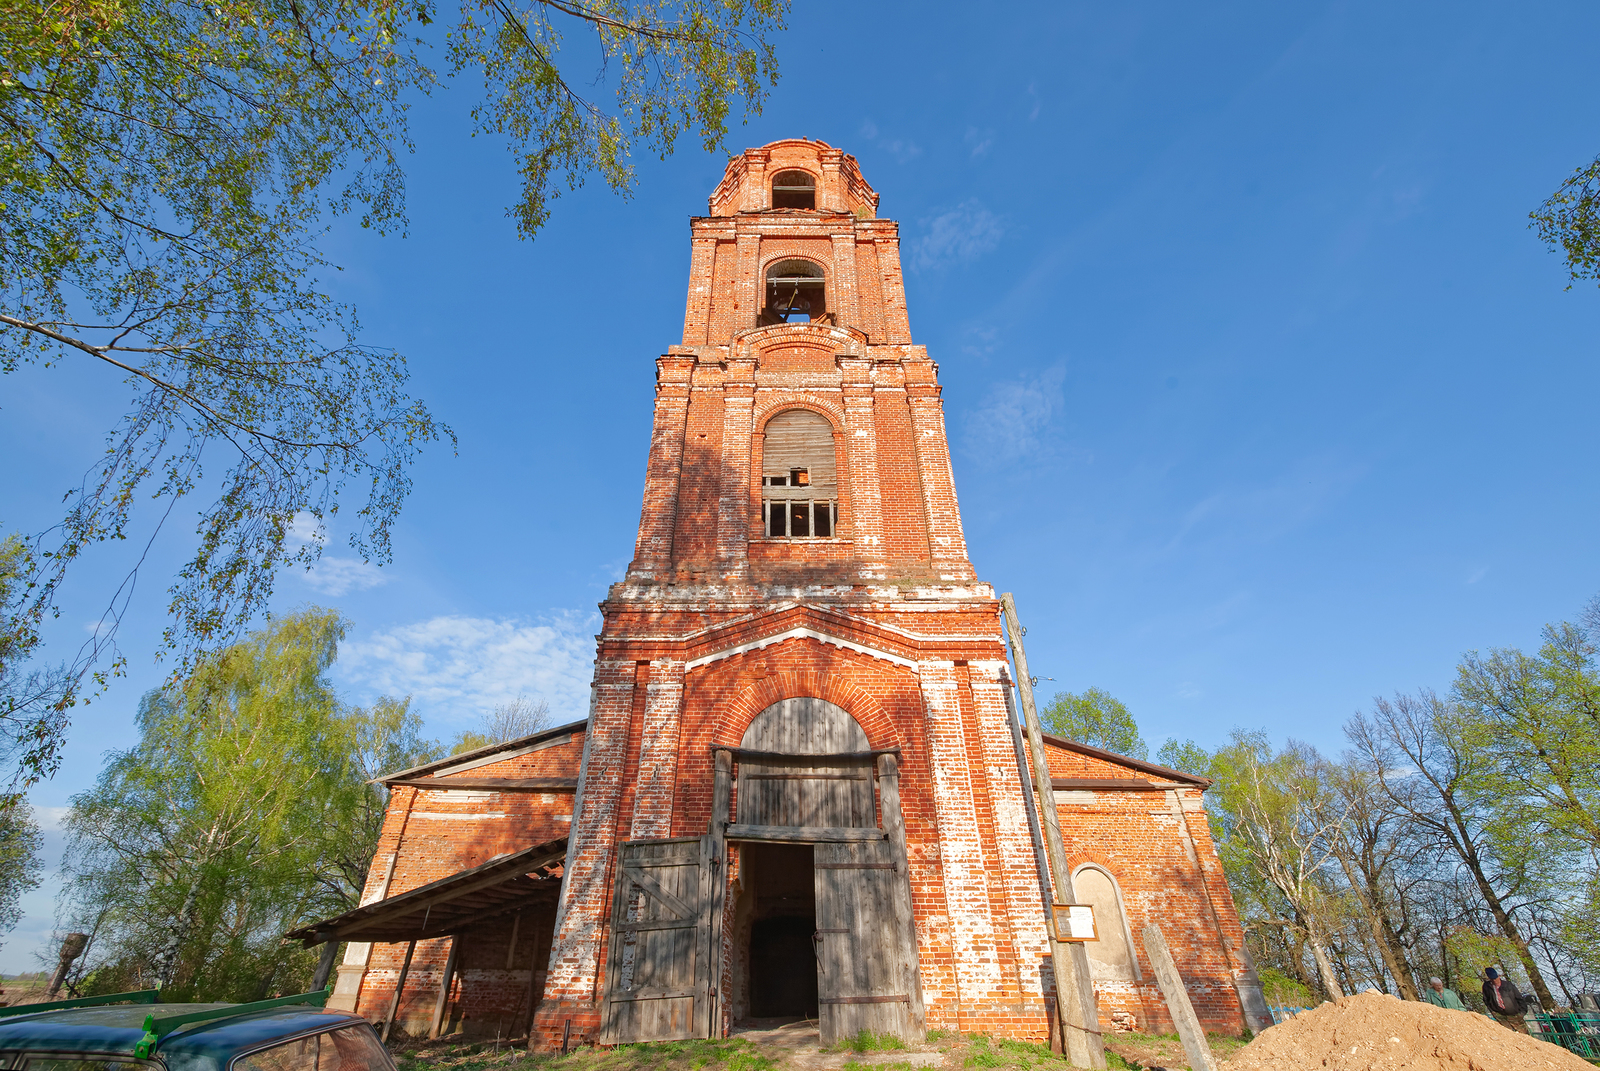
[1052,903,1098,943]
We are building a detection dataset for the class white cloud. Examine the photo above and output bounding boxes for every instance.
[34,806,69,831]
[965,126,995,157]
[910,200,1003,271]
[296,556,389,597]
[287,511,326,545]
[964,365,1069,464]
[1165,456,1366,552]
[282,510,386,596]
[338,613,597,728]
[858,118,922,163]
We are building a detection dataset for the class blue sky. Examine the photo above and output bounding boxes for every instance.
[4,1,1599,970]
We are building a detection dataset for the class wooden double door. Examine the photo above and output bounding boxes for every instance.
[600,698,924,1045]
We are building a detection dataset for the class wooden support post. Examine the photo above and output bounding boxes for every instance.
[519,961,541,1042]
[506,913,521,971]
[1142,924,1217,1071]
[1001,593,1106,1070]
[429,936,460,1040]
[705,748,732,1037]
[382,940,417,1045]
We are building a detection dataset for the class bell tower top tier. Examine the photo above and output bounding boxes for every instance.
[706,139,880,218]
[680,139,912,347]
[627,139,980,594]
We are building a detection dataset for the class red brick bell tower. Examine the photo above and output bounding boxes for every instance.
[319,138,1257,1054]
[530,139,1065,1046]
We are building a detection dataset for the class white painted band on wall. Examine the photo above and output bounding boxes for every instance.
[684,626,919,672]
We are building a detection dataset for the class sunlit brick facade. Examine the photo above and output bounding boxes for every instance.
[333,140,1259,1049]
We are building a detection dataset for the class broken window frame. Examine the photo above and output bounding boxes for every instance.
[762,495,837,539]
[759,412,842,541]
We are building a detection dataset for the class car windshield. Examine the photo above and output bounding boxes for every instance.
[231,1027,390,1071]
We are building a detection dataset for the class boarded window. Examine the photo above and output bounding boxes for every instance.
[761,410,839,539]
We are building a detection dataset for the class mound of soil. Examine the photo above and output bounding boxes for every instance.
[1223,990,1592,1071]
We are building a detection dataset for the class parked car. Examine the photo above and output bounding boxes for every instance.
[0,989,395,1071]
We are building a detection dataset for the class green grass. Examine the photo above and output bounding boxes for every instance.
[960,1035,1074,1070]
[826,1030,909,1054]
[394,1036,778,1071]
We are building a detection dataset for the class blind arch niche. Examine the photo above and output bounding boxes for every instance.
[1071,863,1141,982]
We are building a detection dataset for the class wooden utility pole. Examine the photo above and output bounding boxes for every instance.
[1000,593,1106,1070]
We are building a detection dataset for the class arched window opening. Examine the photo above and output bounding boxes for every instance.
[761,410,838,539]
[1072,865,1141,983]
[771,169,816,210]
[761,259,829,325]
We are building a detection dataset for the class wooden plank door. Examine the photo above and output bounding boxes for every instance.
[813,839,922,1045]
[737,697,875,829]
[601,836,713,1043]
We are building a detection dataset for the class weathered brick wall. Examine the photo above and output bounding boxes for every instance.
[1038,739,1250,1035]
[341,728,586,1034]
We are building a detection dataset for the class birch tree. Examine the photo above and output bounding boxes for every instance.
[1346,691,1558,1008]
[60,608,420,999]
[1208,731,1350,999]
[0,0,786,796]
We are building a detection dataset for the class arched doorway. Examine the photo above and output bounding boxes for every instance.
[723,698,924,1044]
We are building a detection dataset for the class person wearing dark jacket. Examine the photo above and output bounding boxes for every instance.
[1482,967,1528,1032]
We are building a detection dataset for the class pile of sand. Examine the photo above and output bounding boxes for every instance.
[1222,990,1594,1071]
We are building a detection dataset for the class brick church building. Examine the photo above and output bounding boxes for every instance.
[295,139,1265,1051]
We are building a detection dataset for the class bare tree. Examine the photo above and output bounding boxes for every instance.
[1320,757,1422,998]
[1347,692,1557,1007]
[449,694,553,755]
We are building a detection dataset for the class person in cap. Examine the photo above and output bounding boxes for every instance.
[1422,976,1467,1011]
[1482,967,1528,1032]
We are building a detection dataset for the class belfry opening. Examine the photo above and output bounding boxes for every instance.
[310,138,1265,1053]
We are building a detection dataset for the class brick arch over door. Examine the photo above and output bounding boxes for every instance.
[707,659,898,749]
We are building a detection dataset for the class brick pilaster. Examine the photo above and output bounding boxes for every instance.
[715,360,755,576]
[837,357,885,571]
[968,660,1053,999]
[630,659,686,839]
[682,236,717,345]
[630,356,693,574]
[905,363,975,580]
[877,232,912,344]
[541,659,639,1008]
[830,232,861,330]
[918,659,1005,1028]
